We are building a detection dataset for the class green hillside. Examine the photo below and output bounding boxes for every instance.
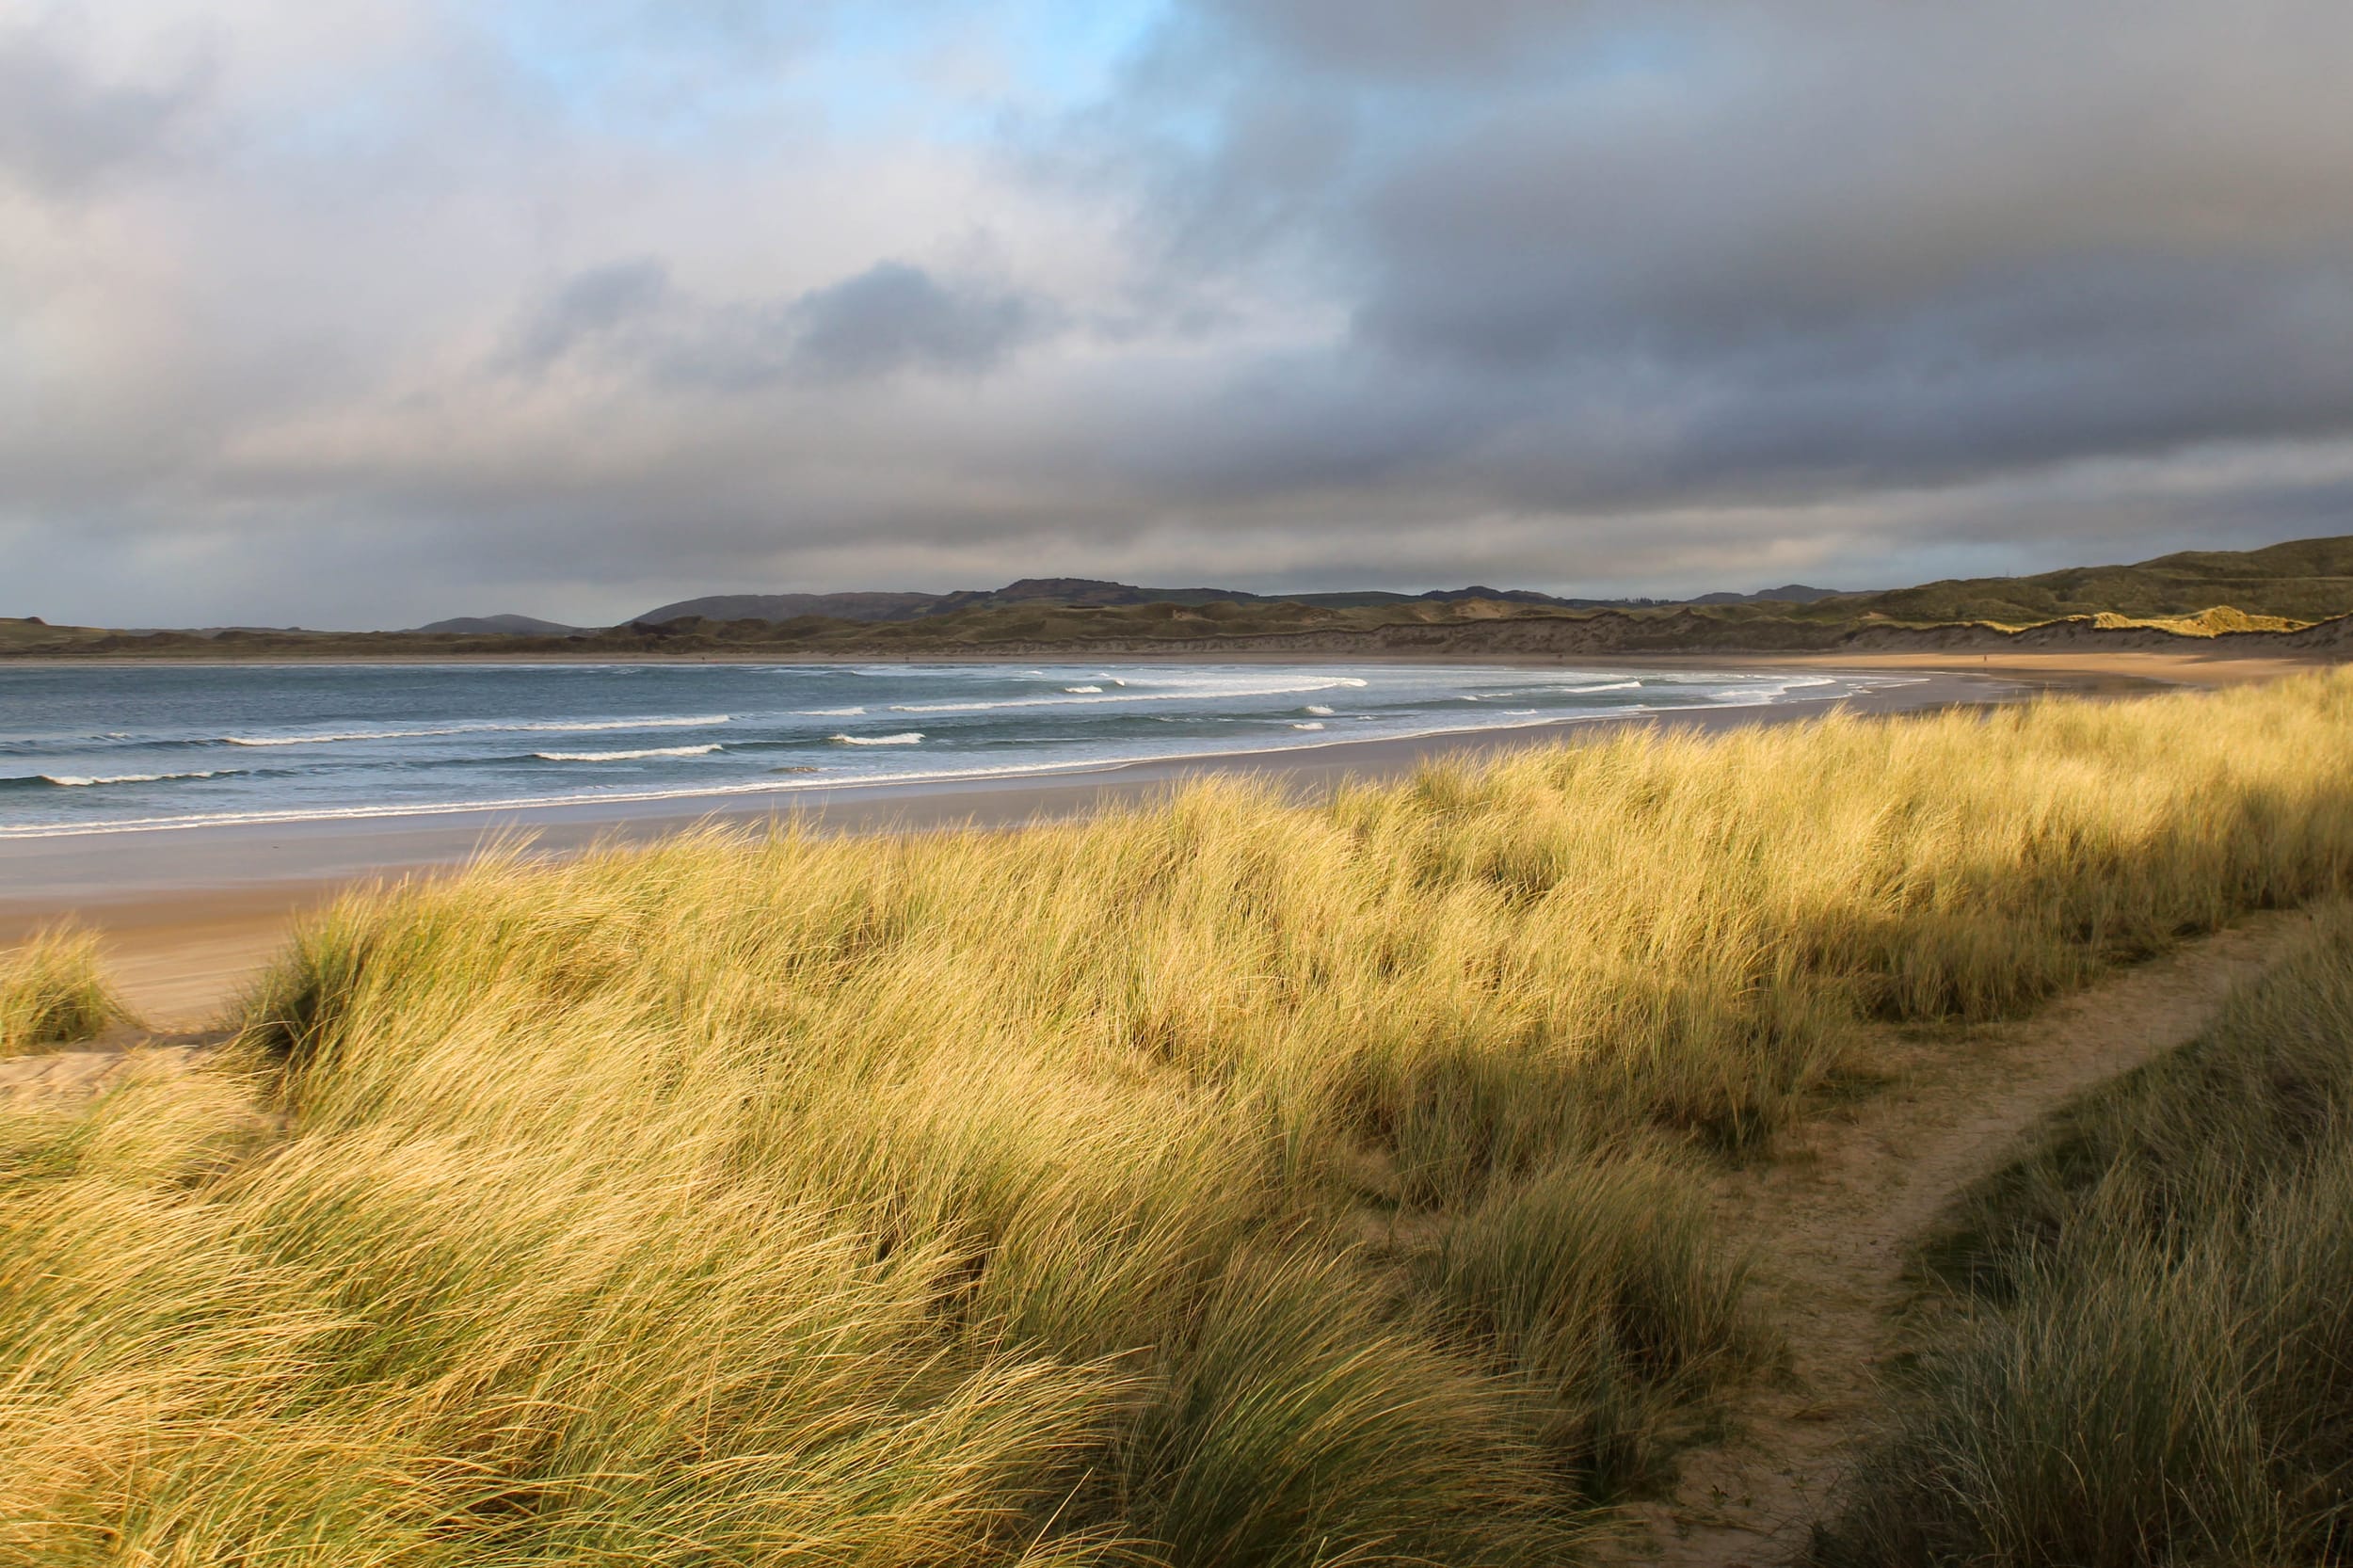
[1833,535,2353,625]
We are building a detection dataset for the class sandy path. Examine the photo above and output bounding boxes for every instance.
[1609,906,2330,1565]
[0,1029,229,1113]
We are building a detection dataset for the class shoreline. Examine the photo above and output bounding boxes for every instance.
[0,654,2273,1022]
[0,647,2331,685]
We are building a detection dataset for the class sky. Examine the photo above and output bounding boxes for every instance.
[5,0,2351,629]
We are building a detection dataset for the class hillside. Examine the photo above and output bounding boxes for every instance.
[411,614,581,635]
[6,534,2350,660]
[631,578,1846,625]
[1833,534,2353,625]
[630,578,1652,625]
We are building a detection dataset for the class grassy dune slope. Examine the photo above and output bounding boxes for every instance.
[1834,534,2353,626]
[7,673,2353,1563]
[1817,905,2353,1565]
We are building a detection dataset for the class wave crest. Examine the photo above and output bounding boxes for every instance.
[225,715,729,746]
[532,744,722,761]
[24,769,229,788]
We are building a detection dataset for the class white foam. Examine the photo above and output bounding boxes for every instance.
[532,744,721,761]
[1291,721,1325,730]
[890,675,1369,714]
[798,706,866,716]
[831,732,924,745]
[1064,685,1104,694]
[1561,680,1642,695]
[224,714,729,746]
[1304,705,1336,716]
[37,769,226,788]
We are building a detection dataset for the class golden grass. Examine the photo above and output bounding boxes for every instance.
[7,670,2353,1563]
[0,925,128,1057]
[2089,605,2311,635]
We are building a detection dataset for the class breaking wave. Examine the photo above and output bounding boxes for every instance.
[225,715,730,746]
[891,676,1368,714]
[15,769,232,788]
[532,744,722,761]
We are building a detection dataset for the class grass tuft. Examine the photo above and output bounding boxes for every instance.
[0,925,130,1057]
[1420,1153,1766,1499]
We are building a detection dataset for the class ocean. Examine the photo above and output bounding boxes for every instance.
[0,661,1914,839]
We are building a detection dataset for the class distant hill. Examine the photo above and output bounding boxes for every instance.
[634,580,1305,624]
[629,592,939,624]
[1685,584,1845,606]
[1843,536,2353,625]
[632,577,1727,626]
[14,533,2353,661]
[413,614,583,636]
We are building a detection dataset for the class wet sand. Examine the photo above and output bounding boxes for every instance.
[0,662,2218,1024]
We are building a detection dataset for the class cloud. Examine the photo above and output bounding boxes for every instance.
[0,16,206,199]
[510,258,675,366]
[5,0,2352,627]
[786,262,1042,381]
[1115,1,2353,466]
[504,258,1045,388]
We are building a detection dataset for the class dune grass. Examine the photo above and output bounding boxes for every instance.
[1813,904,2353,1566]
[7,671,2353,1563]
[0,925,129,1057]
[2087,605,2311,635]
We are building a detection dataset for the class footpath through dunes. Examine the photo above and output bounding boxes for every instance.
[1606,906,2336,1566]
[0,1028,228,1114]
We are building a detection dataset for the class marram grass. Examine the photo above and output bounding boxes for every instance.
[0,924,128,1057]
[1814,904,2353,1566]
[7,670,2353,1564]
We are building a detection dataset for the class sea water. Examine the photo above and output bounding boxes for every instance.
[0,661,1913,838]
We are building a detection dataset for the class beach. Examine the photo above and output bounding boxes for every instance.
[9,646,2317,1026]
[0,661,2105,1023]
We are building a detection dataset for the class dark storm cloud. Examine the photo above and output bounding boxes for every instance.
[1089,0,2353,514]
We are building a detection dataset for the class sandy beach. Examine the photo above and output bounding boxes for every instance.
[0,658,2255,1024]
